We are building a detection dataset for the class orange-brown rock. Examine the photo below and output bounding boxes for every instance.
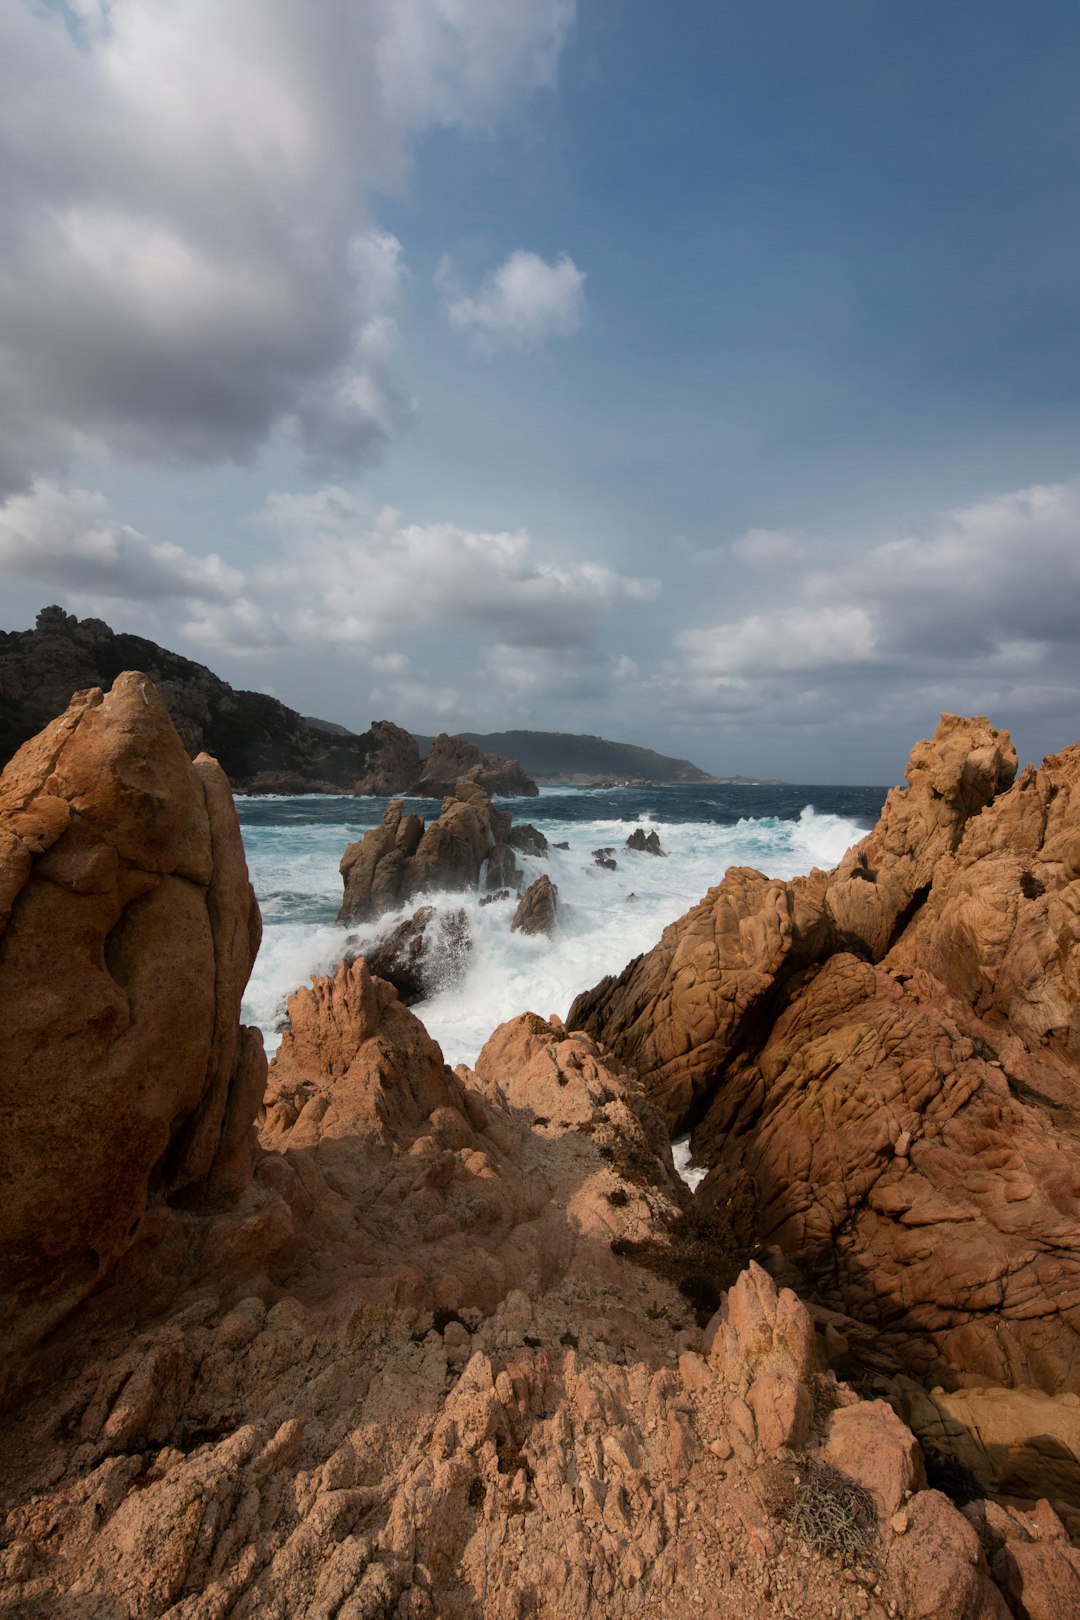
[570,716,1080,1411]
[510,872,559,936]
[338,780,517,925]
[0,673,268,1393]
[5,694,1079,1617]
[4,986,1036,1619]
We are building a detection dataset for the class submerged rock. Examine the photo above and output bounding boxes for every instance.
[507,821,549,857]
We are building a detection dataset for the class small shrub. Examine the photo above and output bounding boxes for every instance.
[764,1456,878,1565]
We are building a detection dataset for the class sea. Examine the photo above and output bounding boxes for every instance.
[237,781,888,1072]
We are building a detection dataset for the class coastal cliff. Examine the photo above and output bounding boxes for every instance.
[0,609,537,797]
[2,685,1079,1618]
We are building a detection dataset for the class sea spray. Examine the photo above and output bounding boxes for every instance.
[238,783,885,1068]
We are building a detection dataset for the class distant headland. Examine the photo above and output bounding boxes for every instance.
[0,607,745,792]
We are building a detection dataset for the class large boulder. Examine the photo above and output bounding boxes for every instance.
[337,780,515,925]
[511,873,559,937]
[0,673,268,1389]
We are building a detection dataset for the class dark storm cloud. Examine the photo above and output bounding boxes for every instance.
[0,0,574,494]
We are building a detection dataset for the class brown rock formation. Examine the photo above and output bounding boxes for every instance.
[337,780,518,925]
[0,674,271,1394]
[352,718,423,795]
[412,731,538,798]
[569,715,1080,1405]
[511,873,559,937]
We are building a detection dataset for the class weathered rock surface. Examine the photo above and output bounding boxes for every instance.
[570,715,1080,1508]
[511,873,559,937]
[0,673,270,1395]
[4,694,1080,1618]
[411,732,538,798]
[338,781,518,926]
[507,822,549,857]
[5,957,1050,1619]
[352,719,423,796]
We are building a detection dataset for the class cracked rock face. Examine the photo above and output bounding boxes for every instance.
[6,973,1055,1620]
[0,674,267,1393]
[569,716,1080,1400]
[337,781,518,926]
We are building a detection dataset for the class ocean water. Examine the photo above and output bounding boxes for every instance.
[237,781,888,1070]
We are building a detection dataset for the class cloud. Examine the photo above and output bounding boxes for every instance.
[661,475,1080,770]
[0,480,243,602]
[438,249,586,353]
[0,0,576,493]
[244,485,658,651]
[729,528,806,565]
[677,605,877,676]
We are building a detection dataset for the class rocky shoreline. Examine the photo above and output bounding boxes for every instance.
[1,681,1079,1618]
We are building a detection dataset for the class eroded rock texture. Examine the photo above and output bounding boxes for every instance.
[569,715,1080,1403]
[0,674,268,1393]
[7,962,1057,1620]
[4,691,1080,1619]
[338,781,522,926]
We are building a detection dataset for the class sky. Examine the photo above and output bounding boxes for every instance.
[1,0,1079,784]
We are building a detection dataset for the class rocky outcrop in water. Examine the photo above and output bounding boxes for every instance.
[338,780,533,926]
[626,826,666,855]
[346,904,470,1004]
[570,716,1080,1465]
[410,731,539,798]
[351,718,423,795]
[511,873,559,937]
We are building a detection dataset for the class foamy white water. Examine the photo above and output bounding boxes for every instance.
[238,787,874,1070]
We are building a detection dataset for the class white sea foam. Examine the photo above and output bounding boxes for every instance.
[240,799,869,1068]
[671,1134,710,1191]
